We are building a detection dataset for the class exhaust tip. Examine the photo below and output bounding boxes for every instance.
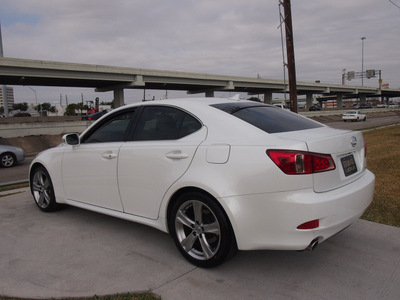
[306,237,320,251]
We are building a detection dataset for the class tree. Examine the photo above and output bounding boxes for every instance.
[35,102,57,115]
[12,102,29,111]
[65,103,78,116]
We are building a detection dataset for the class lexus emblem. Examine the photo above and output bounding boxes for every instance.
[351,136,357,147]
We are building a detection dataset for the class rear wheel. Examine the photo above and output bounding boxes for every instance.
[30,166,60,212]
[169,192,237,268]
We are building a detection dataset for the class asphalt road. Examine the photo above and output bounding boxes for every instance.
[0,189,399,299]
[327,115,400,130]
[0,156,33,185]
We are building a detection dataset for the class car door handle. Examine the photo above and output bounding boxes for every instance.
[102,152,118,159]
[165,150,189,160]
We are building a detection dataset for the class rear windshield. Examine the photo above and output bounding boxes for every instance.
[211,102,322,133]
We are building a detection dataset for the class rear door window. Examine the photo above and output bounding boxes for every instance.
[212,103,322,133]
[132,106,202,141]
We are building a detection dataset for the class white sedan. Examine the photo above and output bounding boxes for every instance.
[342,110,367,122]
[29,98,375,267]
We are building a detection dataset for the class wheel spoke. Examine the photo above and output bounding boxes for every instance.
[37,193,45,207]
[176,209,195,229]
[43,190,51,206]
[43,178,50,189]
[192,201,203,224]
[38,173,45,186]
[181,232,198,251]
[202,221,220,235]
[198,234,214,259]
[32,181,41,192]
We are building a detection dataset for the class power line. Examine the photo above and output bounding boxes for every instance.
[388,0,400,9]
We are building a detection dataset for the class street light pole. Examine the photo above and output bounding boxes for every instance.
[361,37,366,86]
[0,22,9,117]
[27,86,38,107]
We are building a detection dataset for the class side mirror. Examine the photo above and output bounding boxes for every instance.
[62,133,80,146]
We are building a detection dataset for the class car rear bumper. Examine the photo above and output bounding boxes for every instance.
[220,169,375,251]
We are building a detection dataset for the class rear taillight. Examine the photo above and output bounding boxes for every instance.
[267,150,336,175]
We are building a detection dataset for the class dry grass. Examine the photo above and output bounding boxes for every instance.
[361,125,400,227]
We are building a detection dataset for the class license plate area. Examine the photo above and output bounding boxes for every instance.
[341,154,357,177]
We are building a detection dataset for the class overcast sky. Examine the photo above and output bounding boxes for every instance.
[1,0,399,105]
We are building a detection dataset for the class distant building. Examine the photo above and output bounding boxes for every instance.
[0,86,14,110]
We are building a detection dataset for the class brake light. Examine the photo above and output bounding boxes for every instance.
[267,150,336,175]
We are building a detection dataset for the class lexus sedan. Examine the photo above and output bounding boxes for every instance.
[29,98,375,267]
[342,111,367,122]
[0,144,25,168]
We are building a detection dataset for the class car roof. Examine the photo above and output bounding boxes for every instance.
[115,97,269,114]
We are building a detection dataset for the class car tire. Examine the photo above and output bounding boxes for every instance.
[363,117,367,121]
[169,192,237,268]
[0,152,16,168]
[30,166,60,212]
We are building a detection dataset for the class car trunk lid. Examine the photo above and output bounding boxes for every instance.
[273,127,367,192]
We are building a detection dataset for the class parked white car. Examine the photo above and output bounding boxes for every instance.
[273,103,289,109]
[29,98,375,267]
[342,111,367,122]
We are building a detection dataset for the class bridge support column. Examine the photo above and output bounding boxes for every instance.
[263,92,273,104]
[360,94,366,104]
[113,89,125,108]
[205,91,214,97]
[336,94,343,108]
[306,93,313,109]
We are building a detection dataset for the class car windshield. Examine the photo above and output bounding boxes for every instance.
[211,102,323,133]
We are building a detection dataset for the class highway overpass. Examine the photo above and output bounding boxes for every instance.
[1,57,400,108]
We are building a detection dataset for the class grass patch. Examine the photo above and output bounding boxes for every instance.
[0,183,29,198]
[0,292,160,300]
[361,125,400,227]
[0,182,29,193]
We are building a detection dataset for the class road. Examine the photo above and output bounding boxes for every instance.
[326,115,400,130]
[1,114,399,186]
[0,157,33,185]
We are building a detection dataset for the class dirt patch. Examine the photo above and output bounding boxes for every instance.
[0,134,63,156]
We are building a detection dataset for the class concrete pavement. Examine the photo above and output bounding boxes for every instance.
[1,189,399,299]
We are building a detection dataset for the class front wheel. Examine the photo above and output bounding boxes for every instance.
[169,192,237,268]
[1,153,15,168]
[30,166,60,212]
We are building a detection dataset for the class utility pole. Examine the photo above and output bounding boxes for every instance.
[0,22,9,117]
[282,0,298,113]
